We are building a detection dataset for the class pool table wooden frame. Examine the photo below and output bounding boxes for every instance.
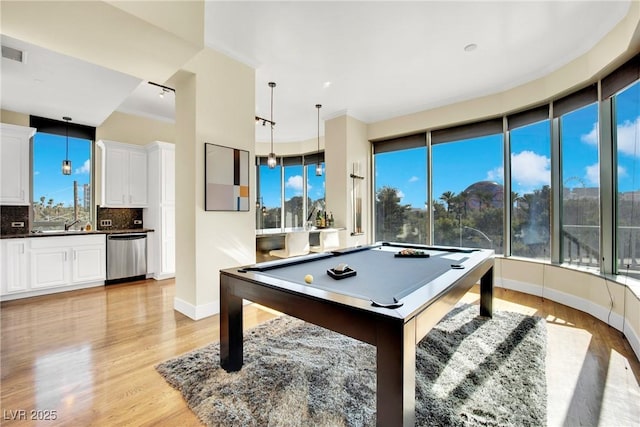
[220,244,494,426]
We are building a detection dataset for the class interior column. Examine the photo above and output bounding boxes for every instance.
[172,49,255,319]
[325,114,371,247]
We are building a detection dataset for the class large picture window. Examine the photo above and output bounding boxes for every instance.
[283,161,304,228]
[374,146,427,244]
[306,163,325,225]
[432,122,504,254]
[30,116,94,230]
[256,154,325,231]
[508,113,551,259]
[559,102,600,268]
[614,80,640,278]
[257,160,282,229]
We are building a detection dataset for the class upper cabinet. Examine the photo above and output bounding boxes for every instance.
[98,140,148,208]
[1,123,36,205]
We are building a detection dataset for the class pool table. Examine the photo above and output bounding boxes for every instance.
[220,242,494,426]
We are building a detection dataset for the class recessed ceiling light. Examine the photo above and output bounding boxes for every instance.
[464,43,478,52]
[323,81,332,89]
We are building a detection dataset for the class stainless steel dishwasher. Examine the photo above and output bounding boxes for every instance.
[106,233,147,283]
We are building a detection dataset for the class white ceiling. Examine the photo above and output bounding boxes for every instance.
[0,1,631,142]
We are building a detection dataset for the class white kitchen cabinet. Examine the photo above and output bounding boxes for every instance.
[144,141,175,280]
[71,243,106,284]
[1,239,29,294]
[0,235,106,300]
[30,245,69,289]
[0,123,36,205]
[31,235,106,289]
[98,140,148,207]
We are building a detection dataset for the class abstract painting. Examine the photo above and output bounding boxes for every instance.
[205,143,249,211]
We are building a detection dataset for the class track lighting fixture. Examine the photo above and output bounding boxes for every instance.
[148,81,175,100]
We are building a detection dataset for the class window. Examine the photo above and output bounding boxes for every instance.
[283,161,304,228]
[508,113,551,259]
[257,159,282,229]
[614,80,640,277]
[306,162,325,226]
[559,102,600,268]
[432,123,504,253]
[256,154,324,231]
[374,146,427,244]
[30,116,94,230]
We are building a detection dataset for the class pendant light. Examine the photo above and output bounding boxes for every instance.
[315,104,322,176]
[61,116,72,175]
[267,82,277,168]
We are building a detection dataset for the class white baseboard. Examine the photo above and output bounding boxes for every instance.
[500,278,639,361]
[152,272,175,281]
[173,297,219,320]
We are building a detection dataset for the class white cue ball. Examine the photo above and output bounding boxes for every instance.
[304,274,313,284]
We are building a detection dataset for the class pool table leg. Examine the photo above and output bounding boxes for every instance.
[376,317,416,426]
[480,265,493,318]
[220,278,244,372]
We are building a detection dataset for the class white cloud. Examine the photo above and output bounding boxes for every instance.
[581,122,598,146]
[579,118,640,156]
[617,117,640,157]
[75,159,90,174]
[585,163,599,185]
[511,151,551,189]
[486,167,503,182]
[396,189,405,199]
[408,176,419,183]
[285,175,304,192]
[618,165,628,179]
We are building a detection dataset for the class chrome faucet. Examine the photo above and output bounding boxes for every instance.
[64,219,82,231]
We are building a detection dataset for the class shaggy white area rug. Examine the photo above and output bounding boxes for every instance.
[157,304,546,426]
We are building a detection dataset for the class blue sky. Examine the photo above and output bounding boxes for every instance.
[33,133,91,207]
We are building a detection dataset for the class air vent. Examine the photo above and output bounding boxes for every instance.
[2,45,25,63]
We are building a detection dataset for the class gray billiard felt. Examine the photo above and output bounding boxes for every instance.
[258,247,468,305]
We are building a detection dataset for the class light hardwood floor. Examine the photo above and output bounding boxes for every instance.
[1,279,639,426]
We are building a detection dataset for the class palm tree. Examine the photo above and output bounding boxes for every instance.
[440,191,456,213]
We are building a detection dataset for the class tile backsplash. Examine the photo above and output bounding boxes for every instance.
[0,205,29,235]
[97,207,143,230]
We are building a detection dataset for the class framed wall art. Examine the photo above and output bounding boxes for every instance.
[205,143,250,211]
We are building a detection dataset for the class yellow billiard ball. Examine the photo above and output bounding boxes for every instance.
[304,274,313,284]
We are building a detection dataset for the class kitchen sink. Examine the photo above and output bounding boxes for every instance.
[32,229,93,235]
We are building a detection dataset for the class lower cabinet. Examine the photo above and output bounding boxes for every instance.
[1,235,106,299]
[72,245,105,283]
[1,240,28,293]
[30,246,69,288]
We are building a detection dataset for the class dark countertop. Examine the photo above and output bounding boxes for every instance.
[1,228,155,239]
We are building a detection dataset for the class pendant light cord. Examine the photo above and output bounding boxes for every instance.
[269,82,275,153]
[63,116,72,160]
[65,119,69,159]
[317,104,321,152]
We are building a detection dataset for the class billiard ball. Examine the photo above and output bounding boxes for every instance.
[304,274,313,284]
